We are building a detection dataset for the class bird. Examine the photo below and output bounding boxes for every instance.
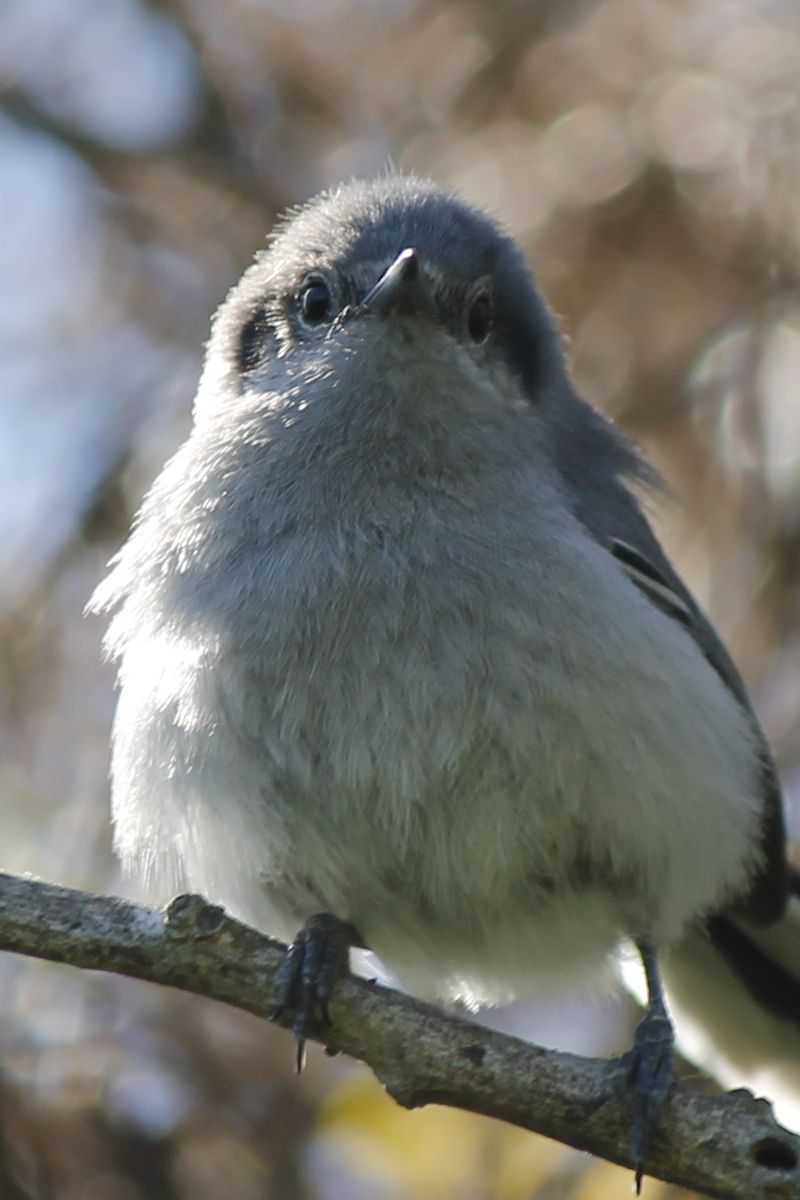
[90,174,798,1184]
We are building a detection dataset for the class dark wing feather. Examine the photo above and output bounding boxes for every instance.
[610,538,693,628]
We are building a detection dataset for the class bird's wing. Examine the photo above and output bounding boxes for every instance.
[608,528,788,925]
[551,398,788,927]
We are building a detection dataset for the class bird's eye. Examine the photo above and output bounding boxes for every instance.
[298,275,332,325]
[467,291,492,343]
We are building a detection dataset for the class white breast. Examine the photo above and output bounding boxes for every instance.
[106,443,763,1007]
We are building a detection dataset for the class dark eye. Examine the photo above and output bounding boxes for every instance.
[298,275,332,325]
[467,291,492,343]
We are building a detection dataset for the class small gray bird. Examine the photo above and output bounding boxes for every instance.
[91,175,797,1178]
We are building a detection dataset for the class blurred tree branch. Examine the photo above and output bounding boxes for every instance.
[0,73,266,202]
[0,872,796,1199]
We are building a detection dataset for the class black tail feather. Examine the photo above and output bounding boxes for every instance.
[706,914,800,1028]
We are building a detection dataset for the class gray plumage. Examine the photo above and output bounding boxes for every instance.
[91,176,789,1027]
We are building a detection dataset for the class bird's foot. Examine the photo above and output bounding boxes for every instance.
[620,998,675,1193]
[269,912,358,1071]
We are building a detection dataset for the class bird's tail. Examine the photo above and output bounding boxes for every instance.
[663,875,800,1131]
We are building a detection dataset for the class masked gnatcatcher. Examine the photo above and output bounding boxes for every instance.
[90,176,795,1179]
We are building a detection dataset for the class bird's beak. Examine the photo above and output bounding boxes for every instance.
[360,248,436,317]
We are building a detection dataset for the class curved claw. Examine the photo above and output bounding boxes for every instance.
[623,937,675,1193]
[626,1002,674,1192]
[269,912,360,1070]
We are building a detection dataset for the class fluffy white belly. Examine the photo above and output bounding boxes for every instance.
[109,480,763,1006]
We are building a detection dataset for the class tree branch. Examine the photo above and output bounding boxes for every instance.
[0,872,796,1199]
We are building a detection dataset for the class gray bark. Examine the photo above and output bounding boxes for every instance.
[0,872,797,1199]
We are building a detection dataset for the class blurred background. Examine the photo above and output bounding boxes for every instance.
[1,0,799,1196]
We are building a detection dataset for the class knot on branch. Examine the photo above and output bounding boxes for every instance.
[165,893,227,938]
